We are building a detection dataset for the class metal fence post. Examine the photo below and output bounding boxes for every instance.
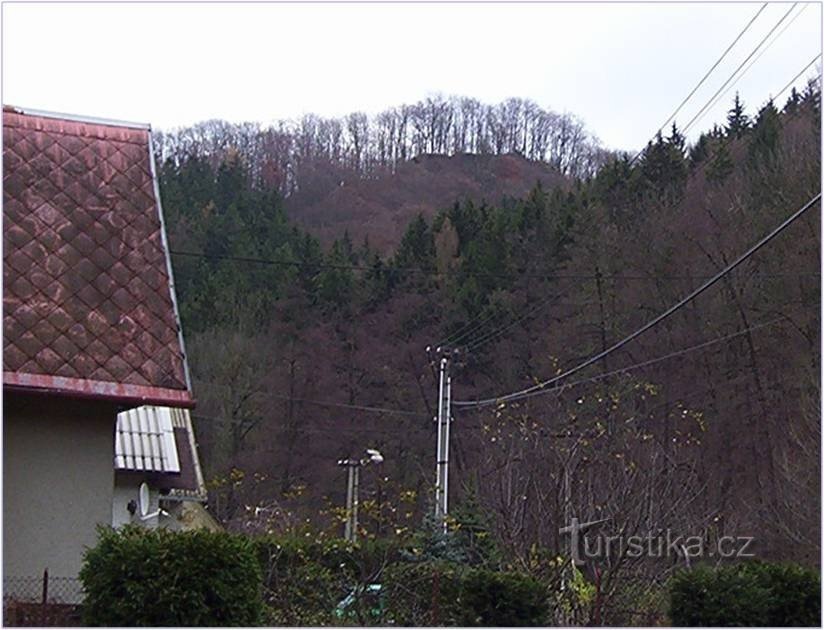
[41,568,49,625]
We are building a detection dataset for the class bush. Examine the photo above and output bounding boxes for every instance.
[461,567,549,626]
[80,525,263,626]
[253,534,399,625]
[669,561,820,627]
[382,561,549,626]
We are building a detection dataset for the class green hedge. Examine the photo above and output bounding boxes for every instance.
[382,561,549,626]
[669,561,820,627]
[253,535,399,625]
[80,526,263,626]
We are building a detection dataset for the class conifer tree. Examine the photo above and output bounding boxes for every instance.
[689,133,711,166]
[706,141,734,185]
[784,87,802,115]
[667,122,686,156]
[394,214,435,271]
[726,92,751,139]
[748,99,781,165]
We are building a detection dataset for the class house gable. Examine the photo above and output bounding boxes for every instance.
[3,107,193,407]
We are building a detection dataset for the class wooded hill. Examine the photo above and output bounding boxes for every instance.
[156,86,820,579]
[155,95,605,252]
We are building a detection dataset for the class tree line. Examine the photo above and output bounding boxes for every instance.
[155,95,612,198]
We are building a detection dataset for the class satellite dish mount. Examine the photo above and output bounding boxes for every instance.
[135,482,168,521]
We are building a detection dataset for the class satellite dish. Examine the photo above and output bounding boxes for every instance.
[138,482,150,517]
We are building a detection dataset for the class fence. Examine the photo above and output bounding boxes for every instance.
[3,572,84,627]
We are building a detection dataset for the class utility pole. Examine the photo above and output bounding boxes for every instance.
[338,449,384,543]
[432,346,454,532]
[339,459,359,542]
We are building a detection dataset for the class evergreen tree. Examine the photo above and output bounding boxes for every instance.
[667,121,686,156]
[726,92,751,139]
[748,99,781,166]
[784,87,802,115]
[689,133,712,166]
[802,78,821,112]
[340,229,356,264]
[394,213,436,271]
[710,123,725,140]
[706,141,734,185]
[317,239,354,308]
[639,129,687,203]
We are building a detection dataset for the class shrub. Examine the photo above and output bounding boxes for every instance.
[80,525,263,626]
[461,567,549,626]
[669,561,820,627]
[253,534,399,625]
[382,561,549,626]
[382,561,464,625]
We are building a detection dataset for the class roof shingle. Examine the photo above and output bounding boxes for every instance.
[3,108,192,407]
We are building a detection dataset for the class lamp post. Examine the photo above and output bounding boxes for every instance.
[338,448,384,542]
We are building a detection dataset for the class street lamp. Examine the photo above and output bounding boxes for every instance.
[337,448,384,542]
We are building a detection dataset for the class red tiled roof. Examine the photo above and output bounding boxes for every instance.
[3,107,193,407]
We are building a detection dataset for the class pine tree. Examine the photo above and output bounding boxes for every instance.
[726,92,751,139]
[748,99,781,166]
[317,239,354,308]
[667,122,686,156]
[784,87,802,115]
[639,129,687,203]
[706,141,734,185]
[394,214,435,271]
[340,229,356,264]
[689,133,712,166]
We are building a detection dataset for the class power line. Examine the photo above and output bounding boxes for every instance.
[437,301,517,348]
[191,412,416,437]
[465,370,804,443]
[454,193,821,409]
[463,294,560,352]
[439,45,820,354]
[630,2,768,162]
[476,317,788,408]
[685,4,812,133]
[682,3,798,135]
[267,393,427,418]
[170,250,818,282]
[456,316,787,412]
[439,291,563,350]
[191,384,428,419]
[774,54,823,104]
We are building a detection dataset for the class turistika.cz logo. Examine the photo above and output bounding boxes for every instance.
[560,517,755,565]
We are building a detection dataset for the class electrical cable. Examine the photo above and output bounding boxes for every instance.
[773,54,823,104]
[457,316,788,413]
[440,53,820,354]
[453,193,821,408]
[192,387,428,419]
[170,250,818,282]
[629,2,768,163]
[462,293,565,352]
[685,4,812,133]
[681,3,798,135]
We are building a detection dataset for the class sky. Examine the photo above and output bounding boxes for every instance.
[2,2,821,152]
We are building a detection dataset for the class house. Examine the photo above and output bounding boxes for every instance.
[113,405,219,532]
[3,106,195,597]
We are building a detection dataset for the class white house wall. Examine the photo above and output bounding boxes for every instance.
[3,401,115,581]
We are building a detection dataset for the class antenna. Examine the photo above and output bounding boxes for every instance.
[136,482,169,521]
[138,482,151,517]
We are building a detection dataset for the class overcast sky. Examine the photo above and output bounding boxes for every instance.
[2,2,821,152]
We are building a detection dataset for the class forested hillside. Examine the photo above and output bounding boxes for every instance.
[156,84,820,588]
[156,95,607,252]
